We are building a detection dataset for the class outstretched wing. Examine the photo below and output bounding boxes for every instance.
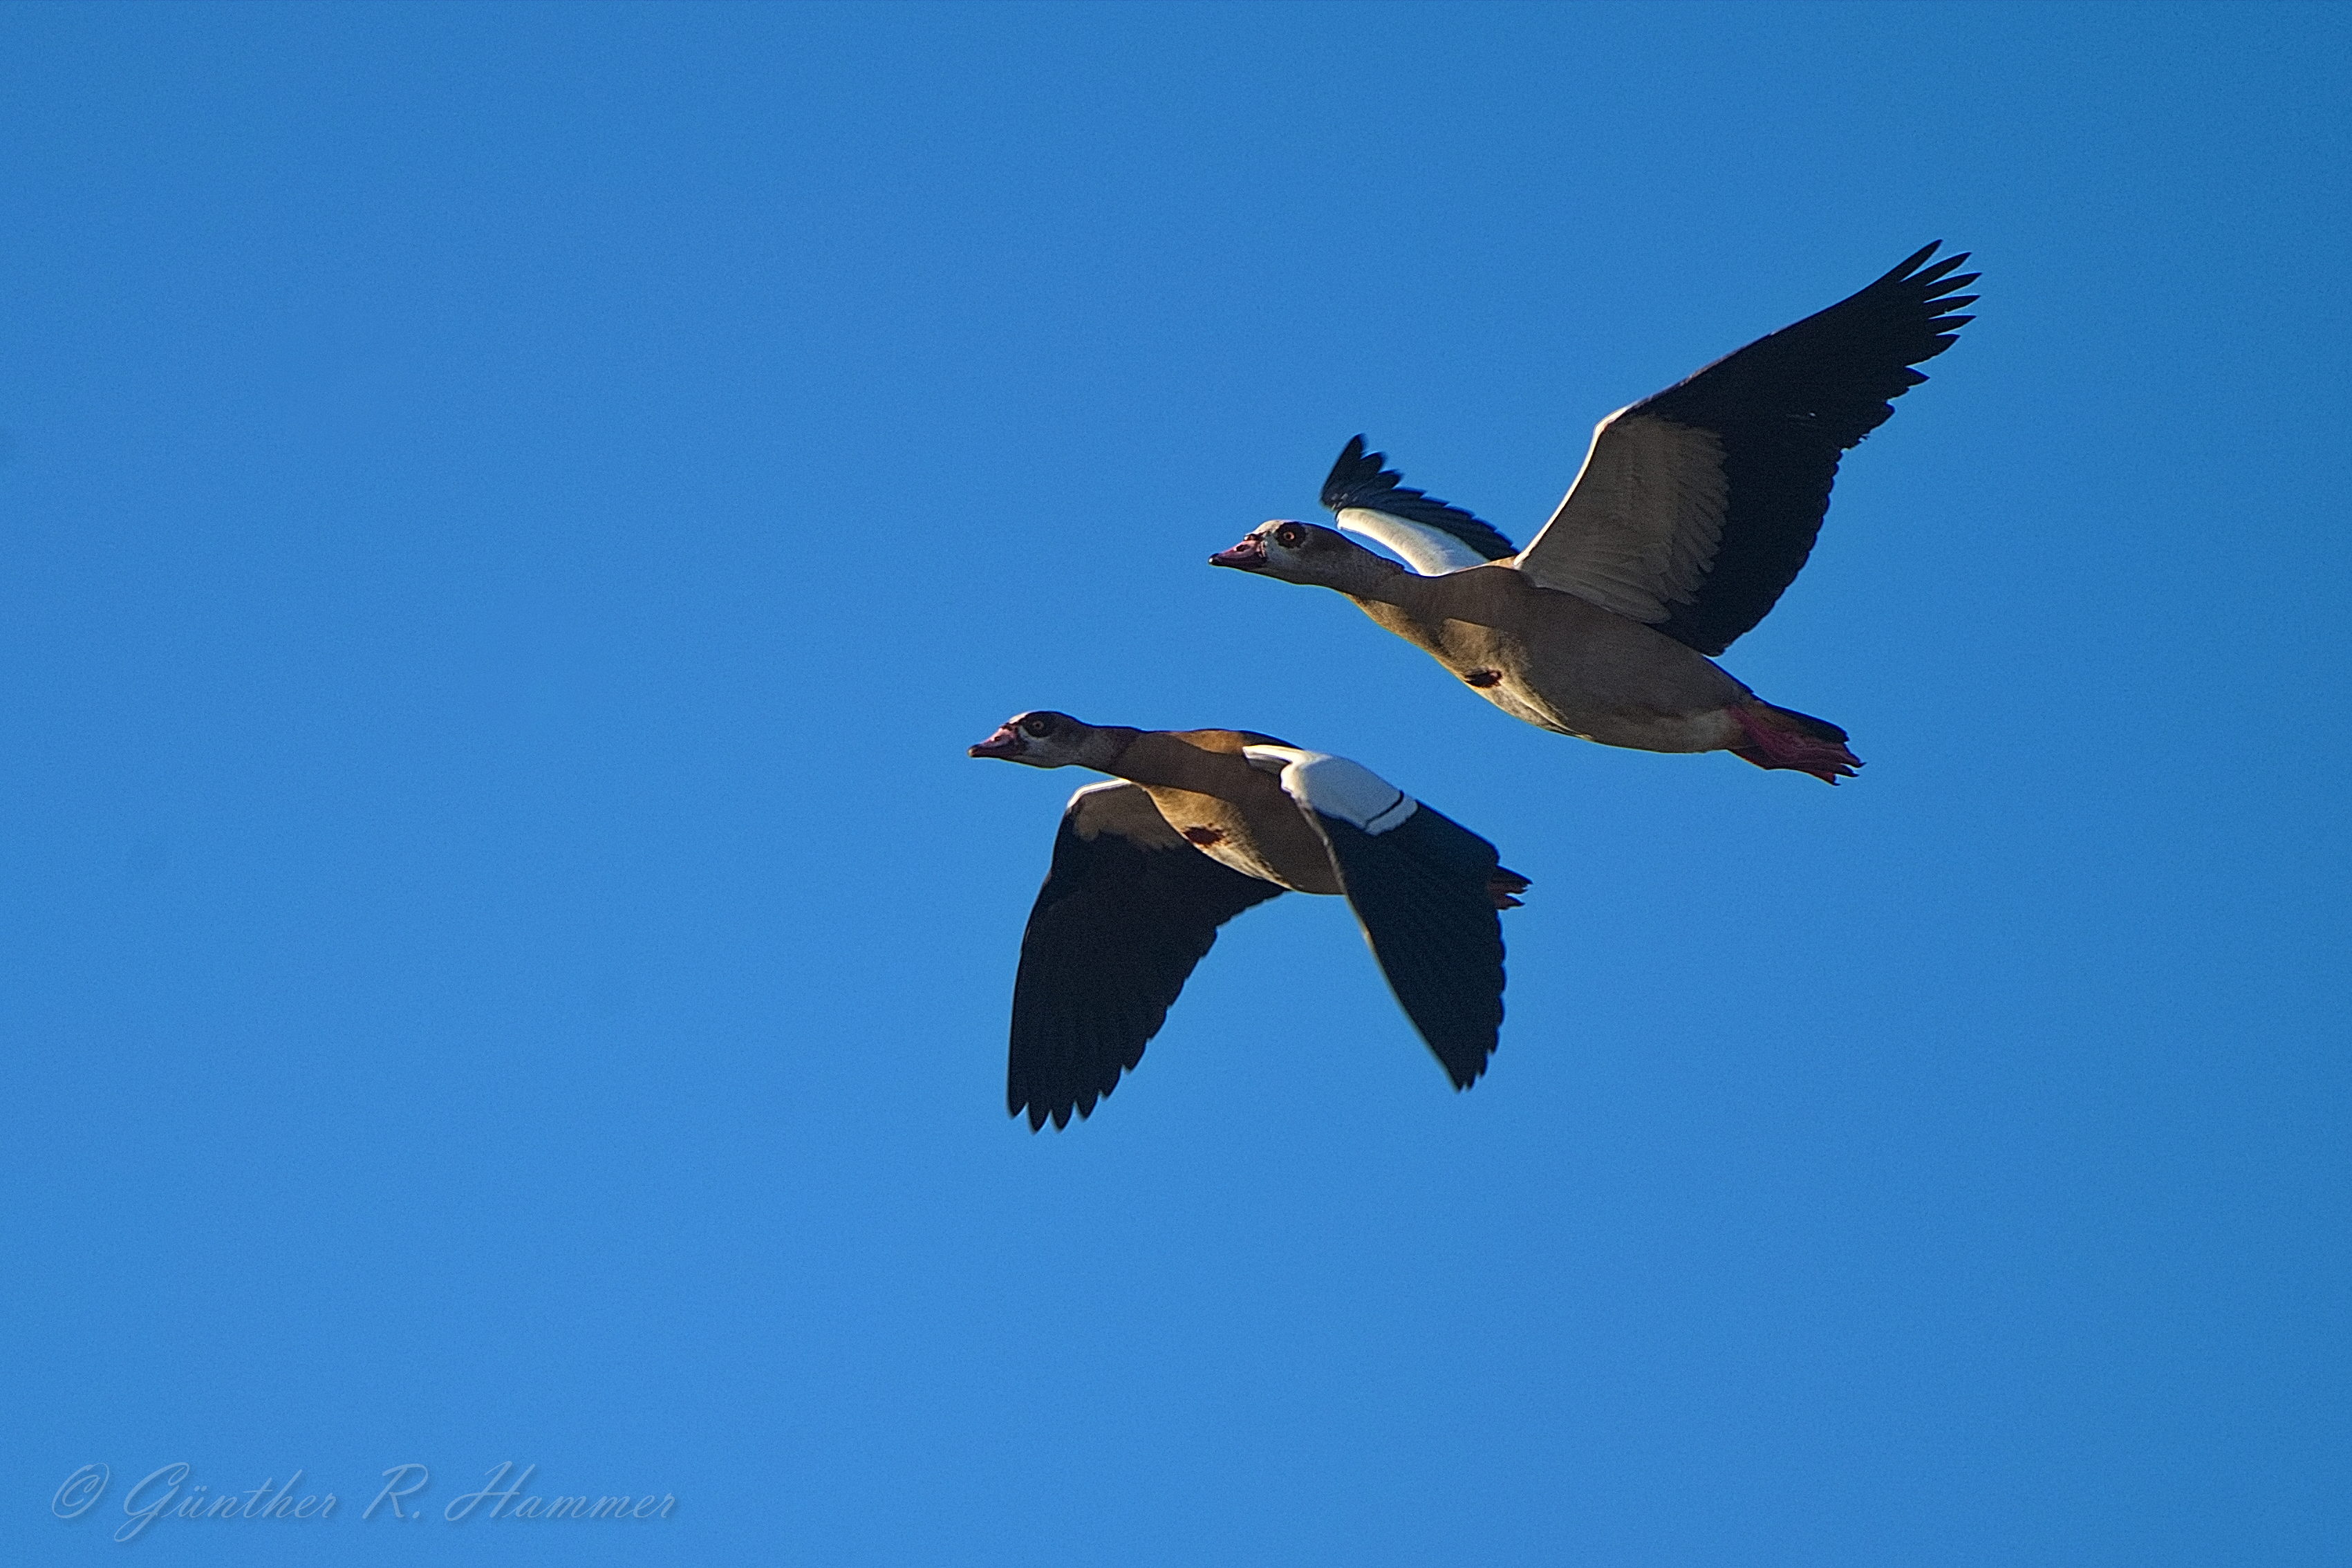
[1320,435,1518,576]
[1242,747,1511,1089]
[1008,782,1285,1130]
[1515,243,1979,655]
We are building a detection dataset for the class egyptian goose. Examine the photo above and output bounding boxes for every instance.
[969,712,1530,1130]
[1210,243,1979,782]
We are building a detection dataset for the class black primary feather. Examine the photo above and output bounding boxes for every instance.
[1007,804,1283,1130]
[1312,806,1508,1090]
[1320,436,1519,561]
[1635,242,1979,655]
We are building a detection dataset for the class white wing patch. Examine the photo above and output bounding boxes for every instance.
[1334,507,1492,577]
[1065,780,1188,850]
[1513,410,1729,622]
[1241,745,1419,835]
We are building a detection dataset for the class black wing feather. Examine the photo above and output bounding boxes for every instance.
[1637,242,1978,655]
[1320,436,1518,561]
[1314,806,1508,1090]
[1008,806,1283,1130]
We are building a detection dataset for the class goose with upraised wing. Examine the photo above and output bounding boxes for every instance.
[1211,243,1979,782]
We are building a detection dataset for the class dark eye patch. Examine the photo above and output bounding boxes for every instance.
[1022,715,1057,738]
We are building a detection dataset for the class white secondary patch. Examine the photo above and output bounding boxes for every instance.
[1333,507,1491,576]
[1241,745,1419,835]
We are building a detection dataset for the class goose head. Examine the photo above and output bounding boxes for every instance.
[969,711,1130,770]
[1210,519,1401,592]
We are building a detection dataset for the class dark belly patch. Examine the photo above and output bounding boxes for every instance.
[1463,669,1503,688]
[1181,825,1225,847]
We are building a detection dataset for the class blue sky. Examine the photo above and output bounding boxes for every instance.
[4,3,2346,1563]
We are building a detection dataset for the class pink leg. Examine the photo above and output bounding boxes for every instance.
[1727,702,1863,784]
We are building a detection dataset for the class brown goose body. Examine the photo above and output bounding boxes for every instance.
[1346,561,1749,753]
[1097,728,1344,893]
[1211,244,1981,783]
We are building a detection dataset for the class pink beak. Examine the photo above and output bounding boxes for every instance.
[1209,535,1268,570]
[969,726,1026,759]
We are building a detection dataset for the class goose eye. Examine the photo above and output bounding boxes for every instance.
[1274,523,1306,549]
[1022,716,1056,738]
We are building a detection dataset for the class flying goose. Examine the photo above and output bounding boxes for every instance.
[1210,243,1979,782]
[969,712,1530,1130]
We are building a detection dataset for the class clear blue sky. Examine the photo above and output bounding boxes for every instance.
[5,3,2346,1564]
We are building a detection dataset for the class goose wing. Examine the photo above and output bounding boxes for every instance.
[1007,782,1284,1130]
[1320,436,1518,575]
[1243,747,1511,1089]
[1514,243,1978,655]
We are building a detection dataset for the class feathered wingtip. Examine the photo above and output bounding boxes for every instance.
[1318,434,1388,512]
[1878,241,1981,350]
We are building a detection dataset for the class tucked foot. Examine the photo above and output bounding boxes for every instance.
[1727,701,1863,784]
[1488,868,1531,910]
